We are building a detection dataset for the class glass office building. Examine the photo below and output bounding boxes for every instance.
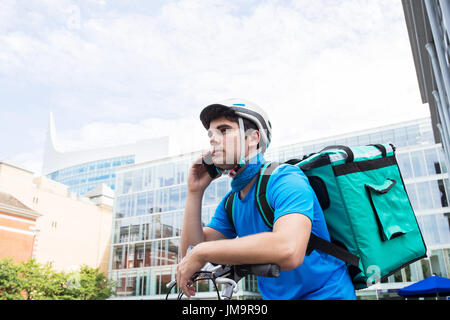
[42,113,169,195]
[108,117,450,300]
[47,155,135,195]
[403,0,450,185]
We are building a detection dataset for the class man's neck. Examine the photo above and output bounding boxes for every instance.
[233,150,260,199]
[238,175,258,200]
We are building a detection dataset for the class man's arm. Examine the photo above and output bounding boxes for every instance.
[180,190,204,258]
[180,190,227,258]
[195,213,311,270]
[180,151,230,258]
[176,213,311,298]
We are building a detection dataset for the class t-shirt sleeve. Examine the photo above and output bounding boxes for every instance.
[267,164,315,224]
[206,191,237,239]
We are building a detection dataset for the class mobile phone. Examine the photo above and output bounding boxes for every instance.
[202,153,222,179]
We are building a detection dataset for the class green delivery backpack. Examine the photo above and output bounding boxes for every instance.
[225,143,427,289]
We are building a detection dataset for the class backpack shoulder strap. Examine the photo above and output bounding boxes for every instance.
[224,192,236,234]
[224,161,279,232]
[254,161,281,229]
[308,234,360,268]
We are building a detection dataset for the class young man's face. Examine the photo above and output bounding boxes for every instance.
[208,117,244,169]
[207,116,260,169]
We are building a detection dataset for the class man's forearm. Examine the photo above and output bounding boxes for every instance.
[193,231,297,270]
[180,190,205,258]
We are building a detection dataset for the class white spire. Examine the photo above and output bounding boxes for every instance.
[47,111,59,152]
[42,112,60,175]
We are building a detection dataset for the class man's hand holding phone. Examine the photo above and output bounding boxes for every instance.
[187,152,221,194]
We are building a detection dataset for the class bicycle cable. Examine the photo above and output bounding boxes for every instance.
[165,272,222,300]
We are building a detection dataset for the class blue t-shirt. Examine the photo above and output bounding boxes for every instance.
[207,164,356,300]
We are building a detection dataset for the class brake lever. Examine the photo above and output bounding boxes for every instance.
[215,277,238,300]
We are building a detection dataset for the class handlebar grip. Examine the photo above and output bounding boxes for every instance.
[234,264,280,278]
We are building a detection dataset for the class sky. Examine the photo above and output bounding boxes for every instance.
[0,0,430,175]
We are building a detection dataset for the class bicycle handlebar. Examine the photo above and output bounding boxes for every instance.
[166,246,281,299]
[165,262,280,300]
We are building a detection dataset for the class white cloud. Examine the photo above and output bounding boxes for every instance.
[54,115,209,156]
[0,0,430,172]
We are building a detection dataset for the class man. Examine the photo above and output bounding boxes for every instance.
[177,98,356,300]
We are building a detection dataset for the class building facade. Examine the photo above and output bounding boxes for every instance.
[402,0,450,181]
[108,117,449,300]
[0,177,41,264]
[109,118,450,299]
[43,113,169,195]
[0,160,114,274]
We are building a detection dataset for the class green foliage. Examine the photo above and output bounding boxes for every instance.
[0,258,116,300]
[0,258,24,300]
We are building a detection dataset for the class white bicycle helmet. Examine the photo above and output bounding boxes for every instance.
[200,98,272,176]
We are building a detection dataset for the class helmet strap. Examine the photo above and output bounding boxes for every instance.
[238,117,247,166]
[219,117,248,177]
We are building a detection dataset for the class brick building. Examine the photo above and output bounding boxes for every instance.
[0,191,41,263]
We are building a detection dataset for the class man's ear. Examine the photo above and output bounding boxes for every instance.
[247,129,260,148]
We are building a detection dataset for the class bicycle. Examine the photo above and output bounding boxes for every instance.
[165,247,280,300]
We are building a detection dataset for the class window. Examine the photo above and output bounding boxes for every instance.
[396,153,413,179]
[381,130,394,144]
[169,187,180,211]
[147,191,155,214]
[420,259,432,279]
[204,183,216,205]
[130,225,140,242]
[119,226,129,243]
[405,184,419,211]
[437,148,448,173]
[416,182,433,210]
[136,193,147,216]
[152,215,162,239]
[411,151,426,178]
[116,197,127,219]
[424,148,441,175]
[369,132,382,144]
[136,246,145,260]
[431,180,448,208]
[176,162,187,184]
[157,164,175,187]
[346,136,359,147]
[133,169,143,193]
[418,215,441,245]
[160,189,169,212]
[394,127,407,147]
[406,126,420,145]
[162,214,174,238]
[217,178,229,198]
[173,212,183,237]
[122,172,133,194]
[180,185,187,209]
[128,195,136,217]
[143,167,154,189]
[358,135,370,146]
[113,246,124,270]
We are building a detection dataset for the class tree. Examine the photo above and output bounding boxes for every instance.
[18,259,65,300]
[76,265,116,300]
[0,258,25,300]
[0,258,116,300]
